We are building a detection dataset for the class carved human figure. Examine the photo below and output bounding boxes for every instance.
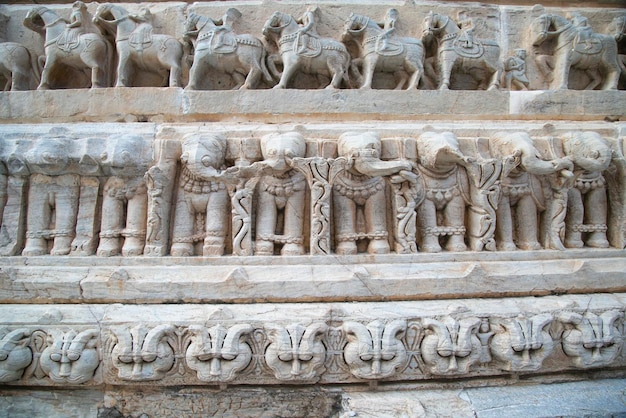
[170,133,230,257]
[504,48,529,90]
[229,132,307,255]
[343,320,407,379]
[530,13,620,90]
[262,10,350,89]
[422,11,502,90]
[111,325,175,381]
[22,137,79,256]
[0,329,32,383]
[489,132,573,251]
[414,132,473,253]
[265,323,328,381]
[40,329,99,384]
[490,314,554,371]
[186,324,252,383]
[183,9,272,90]
[93,4,183,87]
[421,317,482,375]
[561,132,612,248]
[333,132,412,255]
[342,9,425,90]
[23,6,109,89]
[97,134,149,257]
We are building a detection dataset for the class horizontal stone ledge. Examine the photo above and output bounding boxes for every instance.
[1,89,624,124]
[1,249,625,304]
[0,294,625,387]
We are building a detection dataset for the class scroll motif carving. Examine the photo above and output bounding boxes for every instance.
[343,320,407,379]
[558,310,624,368]
[265,323,328,381]
[0,328,32,383]
[110,324,176,381]
[185,324,253,383]
[39,329,100,384]
[421,317,481,375]
[490,314,554,371]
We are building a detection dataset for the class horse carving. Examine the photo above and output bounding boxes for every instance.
[93,4,183,87]
[342,11,425,90]
[530,13,620,90]
[23,6,109,89]
[422,11,502,90]
[183,10,272,90]
[262,11,350,89]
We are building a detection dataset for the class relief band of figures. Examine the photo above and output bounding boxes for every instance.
[0,128,625,257]
[0,301,625,386]
[1,4,626,91]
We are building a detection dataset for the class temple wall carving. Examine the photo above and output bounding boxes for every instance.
[0,1,625,416]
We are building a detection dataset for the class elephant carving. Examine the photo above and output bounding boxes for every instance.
[22,136,79,256]
[0,328,32,382]
[489,132,573,250]
[561,132,612,248]
[171,133,231,257]
[40,329,100,384]
[333,132,411,255]
[415,132,473,253]
[229,132,308,255]
[111,324,175,381]
[97,134,150,257]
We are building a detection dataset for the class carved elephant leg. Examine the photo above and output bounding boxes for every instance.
[171,195,197,257]
[22,179,51,256]
[443,197,467,252]
[496,195,517,251]
[255,189,277,255]
[50,176,80,256]
[334,193,358,255]
[584,187,609,248]
[98,194,123,257]
[515,195,542,250]
[364,189,390,254]
[204,189,229,256]
[417,199,441,253]
[122,191,147,256]
[565,187,584,248]
[281,189,305,256]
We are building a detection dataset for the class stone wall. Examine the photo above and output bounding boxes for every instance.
[0,1,625,417]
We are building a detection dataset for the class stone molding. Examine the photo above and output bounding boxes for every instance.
[0,294,625,387]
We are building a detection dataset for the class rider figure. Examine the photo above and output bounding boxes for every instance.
[212,8,241,50]
[457,11,475,48]
[58,1,88,49]
[504,49,529,90]
[129,7,153,47]
[377,8,398,52]
[569,13,593,44]
[295,6,320,55]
